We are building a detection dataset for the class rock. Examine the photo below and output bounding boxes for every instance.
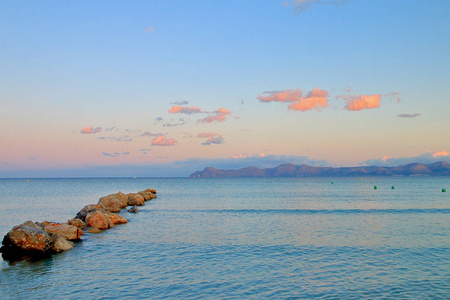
[88,227,102,233]
[85,211,112,230]
[68,218,86,228]
[43,223,83,240]
[75,204,103,221]
[127,193,145,206]
[52,235,74,253]
[1,221,53,253]
[99,192,128,208]
[128,206,139,213]
[103,212,128,224]
[138,190,157,201]
[98,197,122,213]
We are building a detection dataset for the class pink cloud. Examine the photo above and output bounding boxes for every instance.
[200,107,231,123]
[382,155,392,162]
[146,26,155,33]
[80,126,102,134]
[288,88,329,111]
[198,132,224,145]
[346,94,381,111]
[432,150,449,157]
[151,136,176,146]
[257,89,302,103]
[168,106,202,114]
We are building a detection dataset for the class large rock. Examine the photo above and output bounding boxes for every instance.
[43,223,83,240]
[103,212,128,224]
[75,204,103,221]
[98,197,122,213]
[128,206,139,213]
[99,192,128,208]
[127,193,145,206]
[1,221,53,253]
[85,211,112,230]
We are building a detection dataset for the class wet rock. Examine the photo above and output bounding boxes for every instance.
[75,204,103,221]
[52,235,75,253]
[128,206,139,213]
[99,197,122,213]
[87,227,102,233]
[1,221,53,253]
[103,212,128,224]
[138,190,157,201]
[127,193,145,206]
[43,223,84,240]
[68,218,86,228]
[85,211,111,230]
[99,192,128,208]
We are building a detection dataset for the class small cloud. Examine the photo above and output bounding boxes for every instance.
[139,148,152,152]
[397,113,421,118]
[345,94,381,111]
[80,126,102,134]
[104,127,117,132]
[163,118,186,127]
[146,26,155,33]
[198,132,224,145]
[97,135,132,142]
[141,131,163,137]
[122,151,131,155]
[285,0,347,12]
[155,117,163,124]
[257,89,302,103]
[200,107,231,123]
[386,91,401,103]
[103,152,121,157]
[432,150,449,157]
[382,155,392,162]
[168,106,202,114]
[171,100,189,106]
[151,135,177,146]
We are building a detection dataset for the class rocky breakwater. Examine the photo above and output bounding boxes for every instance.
[0,188,157,262]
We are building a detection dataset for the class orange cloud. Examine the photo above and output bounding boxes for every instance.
[198,132,224,145]
[151,136,176,146]
[168,106,202,114]
[432,150,449,157]
[288,88,328,111]
[257,89,302,103]
[146,26,154,33]
[346,94,381,111]
[80,126,102,134]
[382,155,392,162]
[200,107,231,123]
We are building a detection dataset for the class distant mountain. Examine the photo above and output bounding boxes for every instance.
[189,161,450,178]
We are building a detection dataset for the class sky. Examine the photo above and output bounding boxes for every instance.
[1,0,449,177]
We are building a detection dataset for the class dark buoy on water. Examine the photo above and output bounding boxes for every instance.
[443,188,447,193]
[391,186,395,189]
[331,181,334,184]
[374,185,378,190]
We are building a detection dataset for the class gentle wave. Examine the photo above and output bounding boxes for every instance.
[154,208,450,215]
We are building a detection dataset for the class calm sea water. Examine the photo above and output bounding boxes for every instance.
[0,177,449,299]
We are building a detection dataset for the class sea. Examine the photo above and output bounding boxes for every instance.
[0,177,449,299]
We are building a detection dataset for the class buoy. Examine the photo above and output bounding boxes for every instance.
[360,178,363,180]
[391,186,395,189]
[331,181,334,184]
[443,188,447,193]
[374,185,378,190]
[26,180,29,182]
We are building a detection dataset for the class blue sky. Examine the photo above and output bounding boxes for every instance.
[1,0,449,177]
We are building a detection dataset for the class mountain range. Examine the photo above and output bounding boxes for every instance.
[189,161,450,178]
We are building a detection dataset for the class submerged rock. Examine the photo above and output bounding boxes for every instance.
[87,227,102,233]
[128,206,139,213]
[52,235,75,253]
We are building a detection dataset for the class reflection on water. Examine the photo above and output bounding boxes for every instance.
[0,177,449,299]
